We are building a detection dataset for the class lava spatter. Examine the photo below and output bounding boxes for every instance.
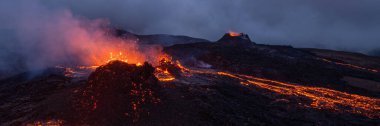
[75,60,161,125]
[154,58,192,82]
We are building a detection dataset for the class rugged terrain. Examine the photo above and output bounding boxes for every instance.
[0,31,379,126]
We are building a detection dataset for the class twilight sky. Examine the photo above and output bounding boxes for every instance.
[1,0,380,53]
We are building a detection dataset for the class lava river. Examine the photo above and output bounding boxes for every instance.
[188,69,380,118]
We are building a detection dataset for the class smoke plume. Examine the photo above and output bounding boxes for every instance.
[1,0,380,76]
[0,0,160,76]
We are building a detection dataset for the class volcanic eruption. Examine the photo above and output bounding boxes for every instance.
[76,60,161,125]
[2,28,380,126]
[217,31,255,46]
[2,1,380,125]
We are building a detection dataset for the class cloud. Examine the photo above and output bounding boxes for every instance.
[35,0,380,52]
[0,0,161,75]
[0,0,379,74]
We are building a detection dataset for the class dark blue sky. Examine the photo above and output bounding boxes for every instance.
[1,0,380,52]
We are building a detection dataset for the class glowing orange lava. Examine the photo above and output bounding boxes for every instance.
[189,69,380,118]
[217,71,380,118]
[102,51,145,67]
[153,55,192,82]
[319,58,378,73]
[154,67,175,81]
[26,119,64,126]
[228,31,241,37]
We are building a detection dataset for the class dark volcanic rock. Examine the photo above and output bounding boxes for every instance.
[368,48,380,57]
[164,41,337,85]
[217,32,255,46]
[1,32,380,126]
[1,65,379,125]
[164,35,380,98]
[76,61,161,125]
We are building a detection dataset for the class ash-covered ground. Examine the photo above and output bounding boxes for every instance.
[1,31,380,126]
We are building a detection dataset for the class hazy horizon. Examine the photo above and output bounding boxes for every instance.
[1,0,380,55]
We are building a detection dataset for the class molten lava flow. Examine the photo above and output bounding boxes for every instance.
[154,67,175,82]
[153,56,192,82]
[153,54,175,82]
[175,61,190,72]
[57,50,152,78]
[216,71,380,118]
[318,58,378,73]
[188,69,380,118]
[228,31,241,37]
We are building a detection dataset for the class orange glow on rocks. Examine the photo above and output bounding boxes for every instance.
[77,61,161,123]
[26,119,65,126]
[88,42,146,66]
[216,71,380,118]
[188,69,380,118]
[153,55,192,82]
[318,58,378,73]
[228,31,241,37]
[154,67,176,82]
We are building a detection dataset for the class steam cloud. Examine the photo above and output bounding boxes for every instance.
[0,0,161,76]
[1,0,380,75]
[42,0,380,53]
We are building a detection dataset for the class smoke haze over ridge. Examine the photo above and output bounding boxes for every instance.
[1,0,380,74]
[41,0,380,52]
[0,0,160,75]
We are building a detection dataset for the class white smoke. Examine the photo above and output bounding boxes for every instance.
[0,0,161,77]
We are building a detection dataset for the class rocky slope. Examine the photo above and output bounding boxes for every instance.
[0,32,379,125]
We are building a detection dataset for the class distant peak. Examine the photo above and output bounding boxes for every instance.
[217,32,255,46]
[228,31,241,37]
